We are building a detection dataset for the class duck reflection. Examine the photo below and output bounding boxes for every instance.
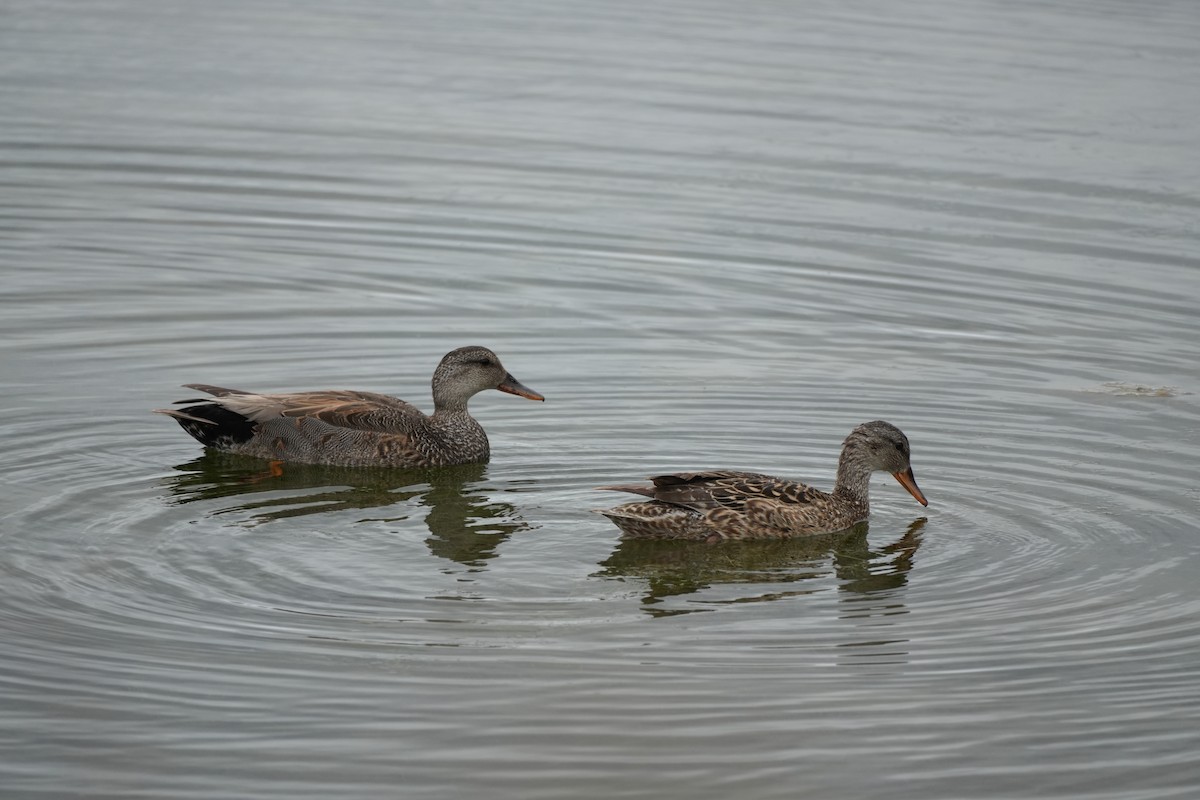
[598,518,926,616]
[162,452,531,566]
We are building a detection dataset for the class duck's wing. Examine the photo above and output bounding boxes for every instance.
[645,471,825,513]
[596,470,832,540]
[191,388,426,433]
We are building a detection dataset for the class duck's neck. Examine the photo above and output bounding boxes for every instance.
[833,446,873,509]
[428,402,489,462]
[430,395,479,429]
[432,393,471,416]
[430,387,482,435]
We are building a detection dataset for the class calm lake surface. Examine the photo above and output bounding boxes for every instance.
[3,1,1200,797]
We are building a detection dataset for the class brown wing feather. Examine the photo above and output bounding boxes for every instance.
[210,390,426,433]
[649,471,826,513]
[274,391,425,432]
[182,383,247,397]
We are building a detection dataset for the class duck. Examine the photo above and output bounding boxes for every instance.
[596,420,927,541]
[155,346,544,467]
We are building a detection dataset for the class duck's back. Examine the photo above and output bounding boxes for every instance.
[213,389,428,432]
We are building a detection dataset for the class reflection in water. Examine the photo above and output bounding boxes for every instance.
[162,453,531,566]
[598,519,926,617]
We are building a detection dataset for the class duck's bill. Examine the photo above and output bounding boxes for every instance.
[892,467,928,506]
[497,374,545,401]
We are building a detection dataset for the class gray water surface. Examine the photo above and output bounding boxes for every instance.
[3,1,1200,798]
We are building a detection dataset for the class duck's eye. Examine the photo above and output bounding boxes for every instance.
[894,442,906,453]
[477,358,493,367]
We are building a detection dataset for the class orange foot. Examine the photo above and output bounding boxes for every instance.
[243,460,285,484]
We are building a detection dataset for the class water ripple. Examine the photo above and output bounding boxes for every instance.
[4,0,1200,796]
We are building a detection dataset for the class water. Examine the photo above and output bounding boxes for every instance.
[3,0,1200,797]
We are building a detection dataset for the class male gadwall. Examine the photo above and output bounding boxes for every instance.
[156,346,543,467]
[597,420,927,541]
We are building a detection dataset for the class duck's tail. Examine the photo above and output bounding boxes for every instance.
[154,385,256,448]
[594,484,656,498]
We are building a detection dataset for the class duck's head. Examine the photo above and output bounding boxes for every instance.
[846,420,928,506]
[432,346,544,409]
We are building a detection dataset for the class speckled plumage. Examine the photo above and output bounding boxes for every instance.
[597,420,928,541]
[156,346,543,467]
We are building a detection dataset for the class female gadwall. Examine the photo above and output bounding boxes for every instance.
[597,420,927,541]
[156,346,543,467]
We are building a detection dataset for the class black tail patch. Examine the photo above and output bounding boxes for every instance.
[172,403,257,448]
